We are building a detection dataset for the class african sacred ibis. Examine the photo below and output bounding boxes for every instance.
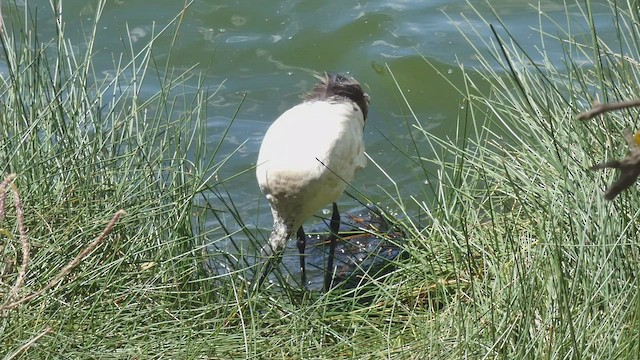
[256,73,369,290]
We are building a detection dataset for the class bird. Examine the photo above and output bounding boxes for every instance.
[255,73,369,291]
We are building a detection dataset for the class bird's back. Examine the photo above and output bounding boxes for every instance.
[256,100,366,229]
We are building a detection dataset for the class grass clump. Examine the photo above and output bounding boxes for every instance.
[1,0,640,358]
[0,1,226,357]
[387,1,640,358]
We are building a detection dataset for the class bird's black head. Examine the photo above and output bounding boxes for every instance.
[306,73,370,121]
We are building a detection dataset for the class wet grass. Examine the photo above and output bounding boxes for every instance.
[1,0,639,358]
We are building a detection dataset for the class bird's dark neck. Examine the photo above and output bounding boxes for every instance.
[306,74,369,121]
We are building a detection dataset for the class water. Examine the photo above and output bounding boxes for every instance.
[2,0,620,281]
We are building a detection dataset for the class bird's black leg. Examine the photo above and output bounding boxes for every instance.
[296,227,306,285]
[324,202,340,292]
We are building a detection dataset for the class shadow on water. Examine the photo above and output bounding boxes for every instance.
[205,190,411,296]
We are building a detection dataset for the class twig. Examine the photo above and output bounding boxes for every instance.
[577,98,640,199]
[590,129,640,200]
[0,0,4,34]
[576,98,640,120]
[5,327,53,360]
[0,210,126,311]
[6,179,30,305]
[0,173,17,223]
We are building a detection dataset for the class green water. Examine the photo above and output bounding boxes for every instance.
[3,0,617,271]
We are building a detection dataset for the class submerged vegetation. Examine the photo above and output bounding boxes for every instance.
[1,0,639,358]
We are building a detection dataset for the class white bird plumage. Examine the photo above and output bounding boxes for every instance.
[256,73,369,289]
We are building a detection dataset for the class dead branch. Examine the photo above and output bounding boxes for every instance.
[576,98,640,120]
[590,129,640,200]
[5,179,30,305]
[0,0,4,34]
[5,327,53,360]
[1,210,126,311]
[0,173,17,222]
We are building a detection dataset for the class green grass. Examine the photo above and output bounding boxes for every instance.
[1,0,640,358]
